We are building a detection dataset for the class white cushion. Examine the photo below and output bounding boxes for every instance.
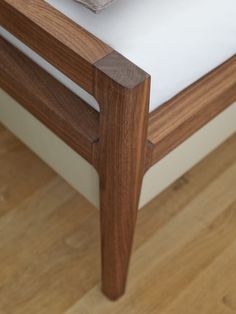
[1,0,236,112]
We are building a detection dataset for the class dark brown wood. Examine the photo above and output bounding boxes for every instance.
[94,52,150,300]
[0,0,112,94]
[0,36,99,163]
[147,56,236,168]
[1,1,236,301]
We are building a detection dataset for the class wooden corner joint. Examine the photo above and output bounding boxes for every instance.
[94,51,150,91]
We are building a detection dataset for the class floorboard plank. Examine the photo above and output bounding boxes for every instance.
[0,128,21,158]
[68,160,236,314]
[0,131,55,217]
[0,123,235,313]
[163,206,236,314]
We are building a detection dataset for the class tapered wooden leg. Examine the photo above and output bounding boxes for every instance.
[99,163,144,300]
[94,52,150,300]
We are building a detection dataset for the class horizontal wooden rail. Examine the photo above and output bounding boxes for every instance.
[0,0,112,94]
[147,55,236,167]
[0,36,99,164]
[1,29,235,171]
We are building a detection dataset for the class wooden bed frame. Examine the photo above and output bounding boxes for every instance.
[1,0,236,300]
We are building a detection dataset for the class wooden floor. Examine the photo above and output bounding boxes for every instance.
[0,123,236,314]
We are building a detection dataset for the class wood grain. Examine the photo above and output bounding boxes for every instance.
[1,1,235,301]
[0,127,20,158]
[0,134,55,218]
[68,138,236,314]
[0,0,112,93]
[94,52,150,299]
[147,56,236,167]
[0,36,99,164]
[1,125,235,313]
[163,220,236,314]
[1,0,235,171]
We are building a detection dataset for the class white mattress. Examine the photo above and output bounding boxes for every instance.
[1,0,236,112]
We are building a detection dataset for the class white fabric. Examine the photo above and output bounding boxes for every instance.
[1,0,236,112]
[75,0,116,12]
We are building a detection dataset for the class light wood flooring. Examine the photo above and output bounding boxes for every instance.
[0,123,236,314]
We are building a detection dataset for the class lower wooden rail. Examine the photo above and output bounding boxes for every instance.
[147,56,236,168]
[0,36,99,164]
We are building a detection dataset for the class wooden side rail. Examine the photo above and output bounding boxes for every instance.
[0,36,99,163]
[147,56,236,168]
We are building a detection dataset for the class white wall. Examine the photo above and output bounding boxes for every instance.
[1,88,236,209]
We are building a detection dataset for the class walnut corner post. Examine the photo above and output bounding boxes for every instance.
[93,52,150,300]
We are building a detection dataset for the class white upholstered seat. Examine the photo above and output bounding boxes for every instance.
[1,0,236,112]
